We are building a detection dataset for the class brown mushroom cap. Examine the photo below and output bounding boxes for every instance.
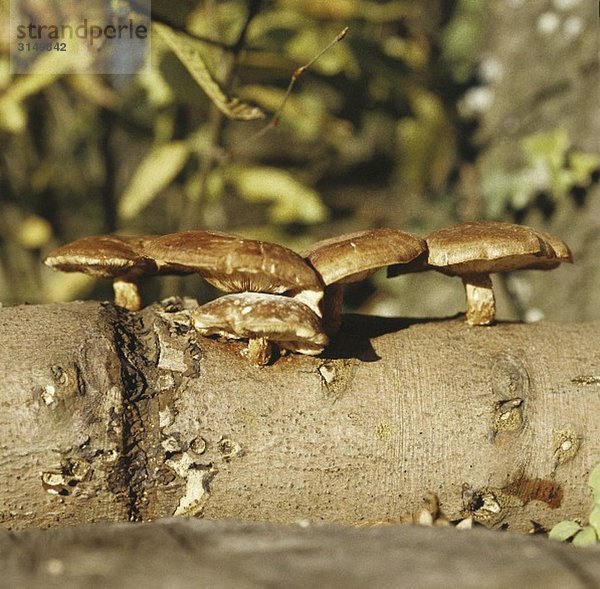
[144,230,323,296]
[425,221,568,275]
[526,228,573,269]
[43,235,155,278]
[302,228,427,285]
[192,292,328,355]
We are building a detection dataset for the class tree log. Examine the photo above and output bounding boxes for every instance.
[0,301,598,532]
[1,518,599,589]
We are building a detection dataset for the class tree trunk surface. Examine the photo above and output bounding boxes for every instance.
[477,0,600,322]
[1,518,599,589]
[0,301,598,532]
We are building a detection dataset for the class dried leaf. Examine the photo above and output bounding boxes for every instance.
[153,22,265,121]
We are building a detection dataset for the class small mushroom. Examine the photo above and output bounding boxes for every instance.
[191,292,328,365]
[424,221,573,326]
[43,235,156,311]
[143,231,324,315]
[302,228,427,334]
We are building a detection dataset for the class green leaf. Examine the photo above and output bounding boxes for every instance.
[589,506,600,534]
[118,141,190,220]
[589,464,600,495]
[548,520,582,542]
[0,99,26,133]
[522,130,570,171]
[550,168,578,200]
[0,56,61,133]
[569,151,600,184]
[225,166,328,224]
[572,526,598,548]
[396,90,455,192]
[153,22,265,121]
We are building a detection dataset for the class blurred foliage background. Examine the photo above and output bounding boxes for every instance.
[0,0,598,321]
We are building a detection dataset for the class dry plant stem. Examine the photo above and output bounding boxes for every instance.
[233,27,349,149]
[246,337,273,365]
[180,21,347,229]
[463,274,495,326]
[112,278,142,311]
[265,27,349,129]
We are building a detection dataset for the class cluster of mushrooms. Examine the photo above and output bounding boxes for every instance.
[43,222,572,365]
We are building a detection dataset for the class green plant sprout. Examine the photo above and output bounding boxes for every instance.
[483,130,600,217]
[549,464,600,547]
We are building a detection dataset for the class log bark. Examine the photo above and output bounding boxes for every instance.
[0,301,598,532]
[1,518,599,589]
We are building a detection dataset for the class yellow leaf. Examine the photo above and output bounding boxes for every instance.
[225,166,328,224]
[118,141,190,220]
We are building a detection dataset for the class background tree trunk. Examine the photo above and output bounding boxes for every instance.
[0,301,598,532]
[476,0,600,322]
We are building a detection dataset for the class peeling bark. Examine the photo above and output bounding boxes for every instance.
[0,301,598,532]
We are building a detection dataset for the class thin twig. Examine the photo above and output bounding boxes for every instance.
[236,27,349,148]
[178,23,349,230]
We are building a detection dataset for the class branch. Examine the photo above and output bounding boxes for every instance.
[1,301,598,532]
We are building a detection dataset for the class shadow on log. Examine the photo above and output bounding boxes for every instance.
[0,301,598,532]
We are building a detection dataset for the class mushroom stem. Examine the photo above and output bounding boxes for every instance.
[112,278,142,311]
[322,283,344,335]
[246,337,273,366]
[462,274,495,326]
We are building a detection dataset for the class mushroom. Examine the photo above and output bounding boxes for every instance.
[423,221,573,326]
[191,292,328,365]
[301,228,427,334]
[43,235,156,311]
[143,231,324,316]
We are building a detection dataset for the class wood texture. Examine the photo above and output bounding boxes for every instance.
[0,302,129,527]
[0,301,598,532]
